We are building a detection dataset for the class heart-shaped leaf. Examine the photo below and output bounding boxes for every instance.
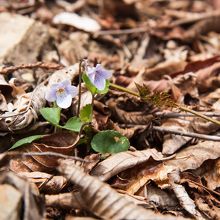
[40,107,61,125]
[91,130,130,153]
[62,116,83,132]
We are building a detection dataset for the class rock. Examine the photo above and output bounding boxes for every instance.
[0,184,22,220]
[0,12,49,64]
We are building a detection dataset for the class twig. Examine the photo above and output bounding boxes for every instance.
[95,27,148,36]
[153,126,220,141]
[6,151,86,162]
[0,62,63,75]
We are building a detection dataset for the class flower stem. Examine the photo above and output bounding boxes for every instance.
[77,61,83,116]
[109,82,220,127]
[176,104,220,126]
[109,83,139,97]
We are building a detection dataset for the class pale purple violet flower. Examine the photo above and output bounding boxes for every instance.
[45,80,78,109]
[86,64,112,90]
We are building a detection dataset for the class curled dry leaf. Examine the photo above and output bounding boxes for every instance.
[46,190,149,211]
[196,62,220,93]
[168,170,204,219]
[18,172,67,194]
[58,159,184,220]
[195,196,220,220]
[0,171,43,220]
[45,192,84,210]
[10,132,79,173]
[146,184,178,209]
[0,75,13,98]
[91,148,174,182]
[161,118,192,155]
[128,60,187,90]
[107,121,138,139]
[203,159,220,190]
[0,184,22,220]
[126,140,220,194]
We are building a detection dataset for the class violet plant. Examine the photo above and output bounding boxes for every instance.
[11,61,130,154]
[10,60,220,151]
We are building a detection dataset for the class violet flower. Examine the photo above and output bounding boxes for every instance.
[86,64,112,90]
[45,80,78,109]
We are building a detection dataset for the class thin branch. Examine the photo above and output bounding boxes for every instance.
[6,151,86,162]
[0,62,63,75]
[95,27,148,36]
[153,126,220,141]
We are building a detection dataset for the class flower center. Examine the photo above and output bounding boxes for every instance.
[56,87,65,95]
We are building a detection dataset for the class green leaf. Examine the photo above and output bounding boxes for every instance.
[10,135,44,150]
[91,130,130,154]
[62,116,83,132]
[80,104,93,122]
[40,107,61,125]
[82,73,97,94]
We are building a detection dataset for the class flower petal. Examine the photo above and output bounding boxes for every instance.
[66,85,78,98]
[45,88,56,102]
[87,67,96,83]
[59,79,71,87]
[56,93,72,109]
[94,75,106,90]
[96,64,112,79]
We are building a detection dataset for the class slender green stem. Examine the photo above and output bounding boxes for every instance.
[109,83,139,97]
[176,104,220,126]
[109,82,220,127]
[77,61,83,116]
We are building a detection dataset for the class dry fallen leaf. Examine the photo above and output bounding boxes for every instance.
[10,132,79,173]
[91,148,174,181]
[126,140,220,194]
[168,170,204,219]
[58,159,186,220]
[0,171,43,220]
[161,118,192,155]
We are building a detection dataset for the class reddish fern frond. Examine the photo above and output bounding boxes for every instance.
[135,83,175,108]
